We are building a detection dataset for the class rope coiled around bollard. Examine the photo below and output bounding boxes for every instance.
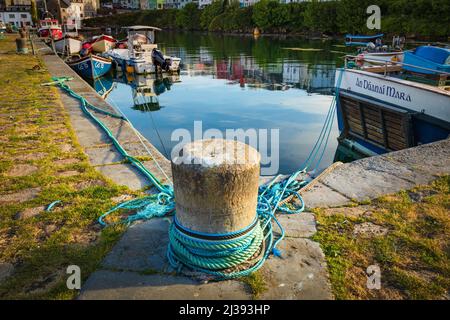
[167,214,271,279]
[46,71,343,279]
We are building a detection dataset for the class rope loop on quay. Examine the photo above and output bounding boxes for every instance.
[45,71,343,279]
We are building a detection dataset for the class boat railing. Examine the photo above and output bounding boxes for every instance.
[344,54,450,77]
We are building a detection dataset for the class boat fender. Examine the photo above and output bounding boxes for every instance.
[356,54,365,67]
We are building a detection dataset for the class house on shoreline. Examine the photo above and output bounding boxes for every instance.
[0,0,33,27]
[43,0,99,28]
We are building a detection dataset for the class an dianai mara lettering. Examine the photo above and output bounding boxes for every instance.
[356,78,412,102]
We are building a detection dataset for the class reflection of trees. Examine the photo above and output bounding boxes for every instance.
[155,32,347,93]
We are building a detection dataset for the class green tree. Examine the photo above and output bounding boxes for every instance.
[304,0,337,33]
[200,0,224,30]
[252,0,274,31]
[176,3,201,30]
[336,0,372,34]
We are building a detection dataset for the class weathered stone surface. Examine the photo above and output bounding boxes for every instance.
[71,118,108,147]
[60,143,74,153]
[301,182,350,208]
[78,271,251,300]
[6,164,38,177]
[56,170,80,177]
[0,187,41,204]
[111,194,135,203]
[261,238,332,300]
[95,163,150,191]
[84,146,124,165]
[102,218,172,272]
[321,205,375,218]
[172,139,260,234]
[80,215,332,300]
[353,222,388,237]
[301,138,450,207]
[276,212,316,238]
[386,138,450,177]
[54,158,80,166]
[321,158,416,202]
[73,179,106,190]
[15,205,46,220]
[13,152,47,161]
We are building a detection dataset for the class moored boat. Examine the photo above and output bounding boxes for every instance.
[54,36,82,55]
[105,26,181,74]
[90,35,117,53]
[345,33,384,46]
[353,36,405,67]
[334,54,450,156]
[66,54,113,79]
[403,46,450,75]
[38,18,62,40]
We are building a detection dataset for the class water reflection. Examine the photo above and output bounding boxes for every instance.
[89,32,356,174]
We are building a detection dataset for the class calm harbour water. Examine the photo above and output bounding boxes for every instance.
[94,32,353,175]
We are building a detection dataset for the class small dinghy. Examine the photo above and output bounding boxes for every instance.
[90,35,117,53]
[403,46,450,75]
[66,54,113,79]
[54,36,83,55]
[345,33,384,46]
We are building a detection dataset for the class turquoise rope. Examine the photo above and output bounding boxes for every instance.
[46,200,61,212]
[48,71,343,279]
[50,77,175,226]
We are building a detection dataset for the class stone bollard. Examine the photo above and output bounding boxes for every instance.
[15,37,28,54]
[171,139,260,234]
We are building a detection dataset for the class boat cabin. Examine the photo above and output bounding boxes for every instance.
[124,26,162,59]
[39,19,60,28]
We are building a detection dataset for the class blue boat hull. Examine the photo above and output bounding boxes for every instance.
[68,55,112,79]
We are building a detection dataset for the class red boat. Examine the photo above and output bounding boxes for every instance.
[38,18,63,40]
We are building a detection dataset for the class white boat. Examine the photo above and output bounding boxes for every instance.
[354,36,405,67]
[54,36,82,55]
[334,54,450,156]
[106,26,181,74]
[357,51,404,66]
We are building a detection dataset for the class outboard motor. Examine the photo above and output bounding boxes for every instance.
[152,48,171,72]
